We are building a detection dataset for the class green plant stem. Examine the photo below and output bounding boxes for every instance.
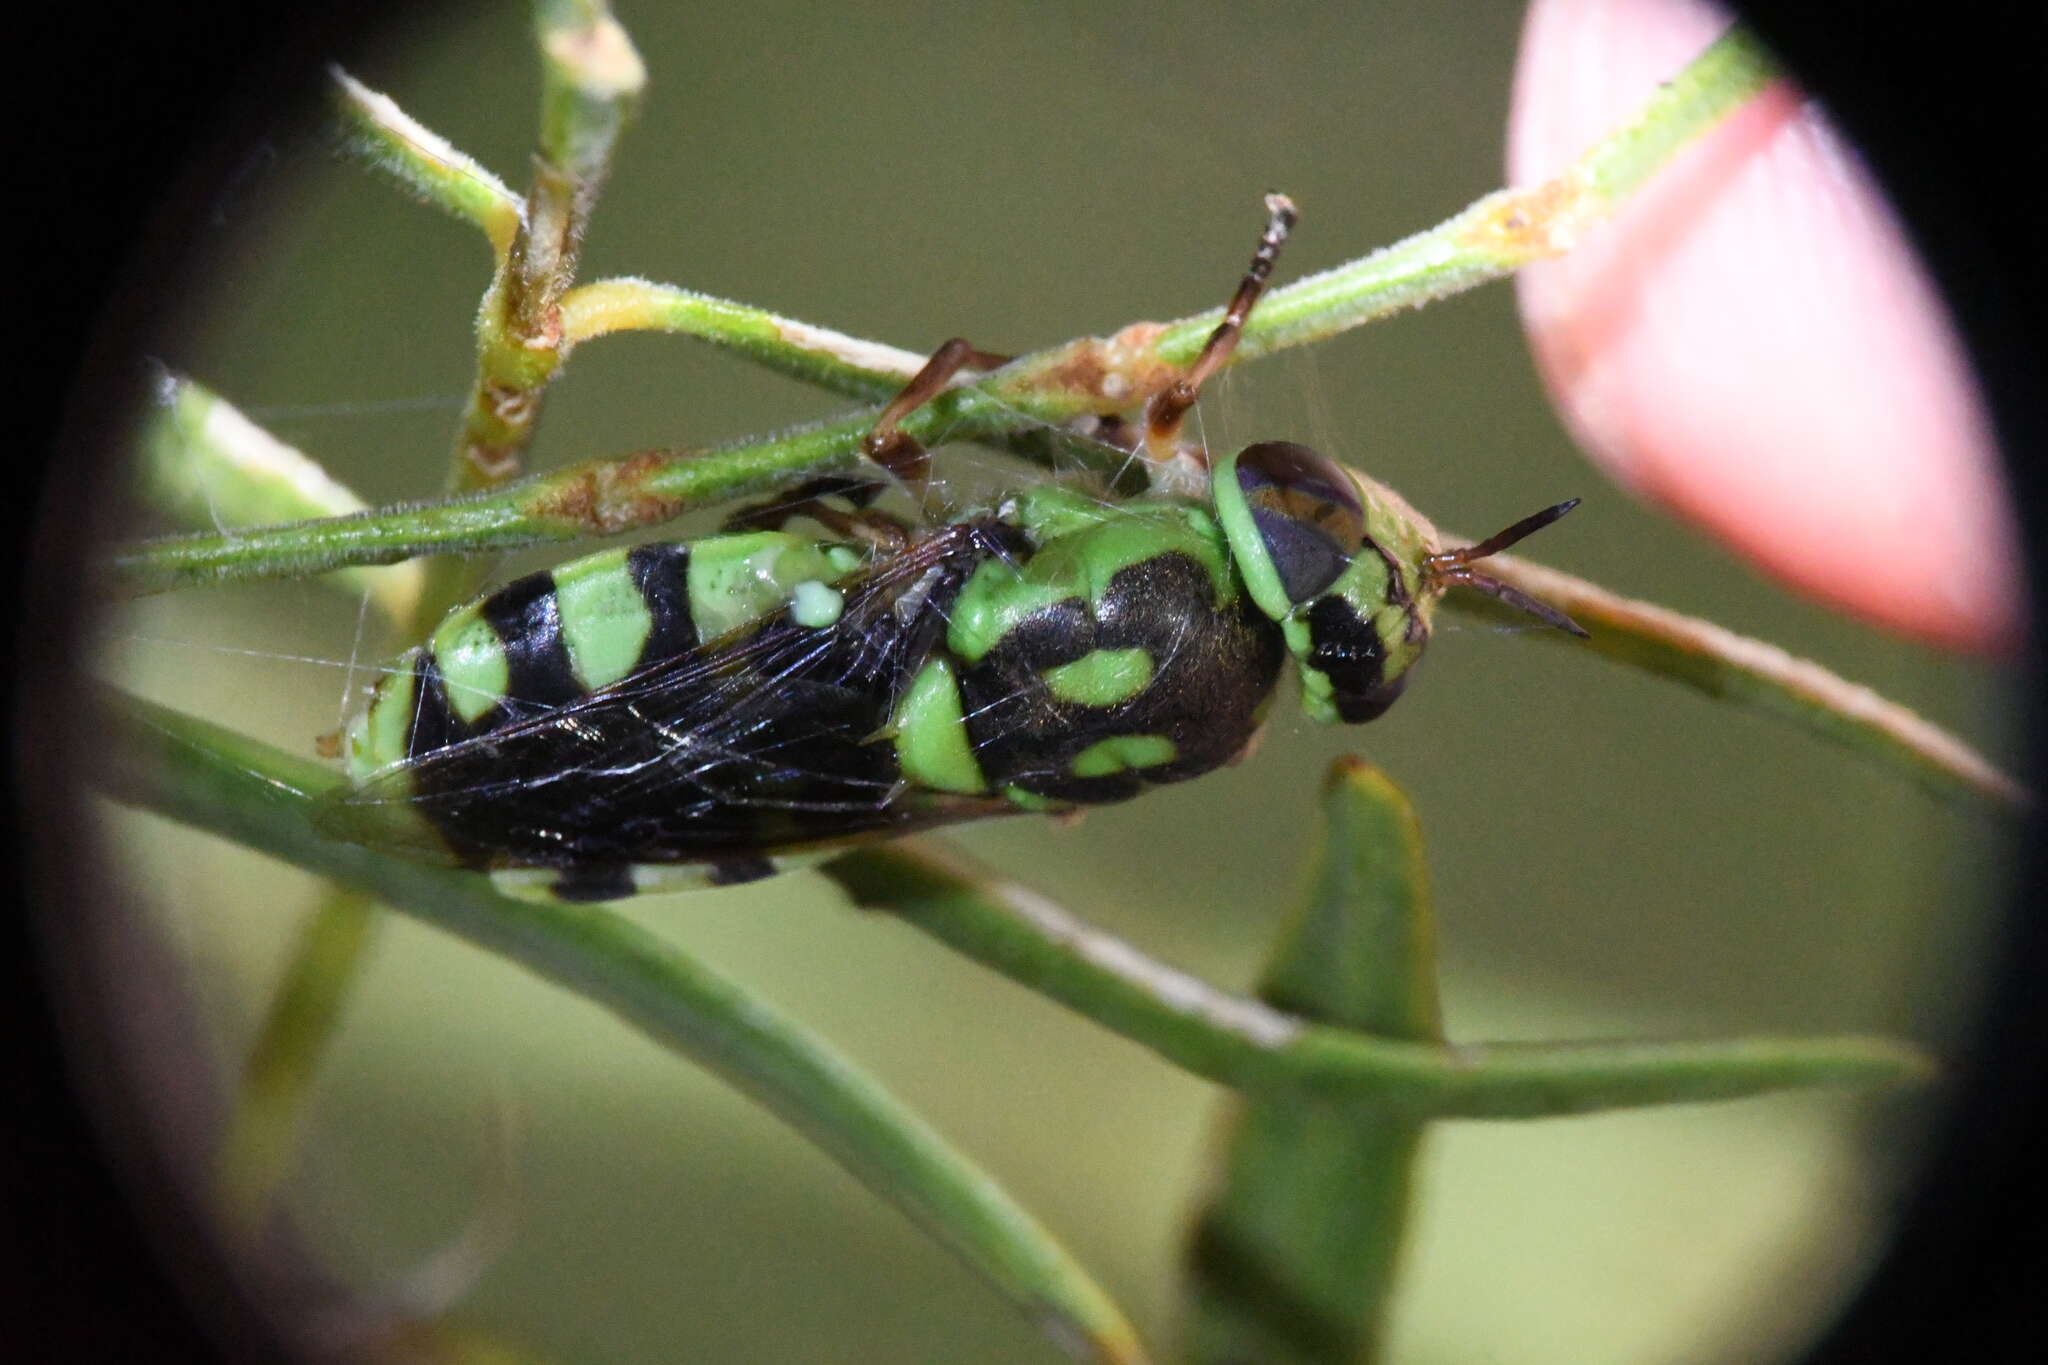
[534,1,645,223]
[558,278,924,399]
[437,0,644,497]
[1077,25,1773,370]
[1573,23,1776,206]
[330,71,522,260]
[1451,552,2030,810]
[107,414,880,591]
[216,886,381,1239]
[826,843,1924,1116]
[138,370,424,624]
[107,24,1787,581]
[93,692,1149,1365]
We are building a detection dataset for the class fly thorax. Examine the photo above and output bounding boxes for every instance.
[938,499,1282,806]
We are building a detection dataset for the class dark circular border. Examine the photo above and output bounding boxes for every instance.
[5,2,2042,1361]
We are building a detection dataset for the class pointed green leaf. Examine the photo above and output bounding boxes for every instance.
[1185,760,1439,1365]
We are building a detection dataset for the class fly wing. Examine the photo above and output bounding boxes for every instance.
[315,521,1020,868]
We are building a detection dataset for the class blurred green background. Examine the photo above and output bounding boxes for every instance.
[86,1,2018,1361]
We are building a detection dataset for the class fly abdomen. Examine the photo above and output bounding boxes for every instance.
[345,532,863,780]
[333,518,1017,887]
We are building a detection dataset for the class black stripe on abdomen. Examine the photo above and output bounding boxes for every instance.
[478,572,584,713]
[405,651,466,761]
[626,542,697,668]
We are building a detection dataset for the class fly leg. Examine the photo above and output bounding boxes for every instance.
[729,332,1010,543]
[1144,192,1298,455]
[863,337,1013,489]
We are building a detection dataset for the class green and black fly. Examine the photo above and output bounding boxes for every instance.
[319,196,1585,901]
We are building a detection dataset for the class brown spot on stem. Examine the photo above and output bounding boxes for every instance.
[465,442,523,482]
[529,450,687,534]
[488,383,539,424]
[1026,323,1179,412]
[1462,176,1593,261]
[520,303,564,352]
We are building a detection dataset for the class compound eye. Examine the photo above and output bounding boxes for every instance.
[1233,442,1366,603]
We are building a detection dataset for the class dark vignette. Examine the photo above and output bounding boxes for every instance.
[8,3,401,1362]
[1735,3,2048,1361]
[3,3,2042,1363]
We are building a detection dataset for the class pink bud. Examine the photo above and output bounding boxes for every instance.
[1510,0,2022,652]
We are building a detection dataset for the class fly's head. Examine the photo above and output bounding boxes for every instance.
[1210,441,1585,724]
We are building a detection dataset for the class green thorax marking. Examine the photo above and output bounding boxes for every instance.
[1041,648,1155,706]
[948,489,1236,664]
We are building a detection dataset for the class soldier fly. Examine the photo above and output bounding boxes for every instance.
[319,196,1586,901]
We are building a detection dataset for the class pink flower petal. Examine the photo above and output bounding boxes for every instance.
[1510,0,2022,652]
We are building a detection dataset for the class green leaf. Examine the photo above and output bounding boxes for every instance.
[1184,759,1441,1365]
[138,371,423,623]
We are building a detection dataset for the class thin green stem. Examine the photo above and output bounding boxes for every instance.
[1450,551,2030,810]
[104,389,1136,596]
[216,886,382,1240]
[535,0,646,217]
[444,0,644,494]
[1574,23,1776,207]
[107,414,878,592]
[93,693,1149,1365]
[825,844,1926,1117]
[138,370,423,624]
[558,278,924,399]
[330,70,523,260]
[1148,26,1775,365]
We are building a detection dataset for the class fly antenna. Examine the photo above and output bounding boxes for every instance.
[1424,498,1589,638]
[1434,497,1580,567]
